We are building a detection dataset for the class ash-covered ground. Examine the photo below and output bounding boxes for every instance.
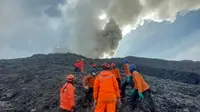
[0,53,200,112]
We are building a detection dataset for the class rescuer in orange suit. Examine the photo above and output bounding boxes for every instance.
[123,59,131,76]
[129,64,156,112]
[93,63,121,112]
[60,74,75,112]
[111,63,122,90]
[121,59,134,98]
[82,69,97,104]
[74,60,80,73]
[79,59,84,73]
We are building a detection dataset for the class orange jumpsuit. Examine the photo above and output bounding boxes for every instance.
[93,71,120,112]
[124,64,131,76]
[132,71,149,93]
[130,71,156,112]
[60,83,75,111]
[82,74,95,88]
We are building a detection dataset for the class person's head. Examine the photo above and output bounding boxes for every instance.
[123,59,128,64]
[91,69,97,76]
[66,74,75,83]
[101,63,111,70]
[111,63,116,69]
[81,59,84,61]
[76,60,79,62]
[129,64,137,73]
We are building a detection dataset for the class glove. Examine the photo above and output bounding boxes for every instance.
[126,76,131,83]
[138,93,144,99]
[129,88,135,95]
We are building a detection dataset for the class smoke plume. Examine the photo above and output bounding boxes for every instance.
[95,18,122,58]
[0,0,200,59]
[54,0,200,58]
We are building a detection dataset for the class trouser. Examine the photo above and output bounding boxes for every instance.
[95,101,116,112]
[131,89,156,112]
[85,87,93,103]
[121,76,134,98]
[116,78,121,90]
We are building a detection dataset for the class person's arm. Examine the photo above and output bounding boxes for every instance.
[82,75,89,87]
[60,86,64,101]
[112,75,120,98]
[93,76,100,100]
[67,85,75,107]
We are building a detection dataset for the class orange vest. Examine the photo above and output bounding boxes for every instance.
[132,71,149,93]
[93,71,120,102]
[60,83,75,111]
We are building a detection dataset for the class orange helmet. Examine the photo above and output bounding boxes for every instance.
[66,74,75,82]
[102,63,111,69]
[111,63,116,67]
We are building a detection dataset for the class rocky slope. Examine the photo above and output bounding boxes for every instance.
[0,53,200,112]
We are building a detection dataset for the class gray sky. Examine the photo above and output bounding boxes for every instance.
[0,0,65,58]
